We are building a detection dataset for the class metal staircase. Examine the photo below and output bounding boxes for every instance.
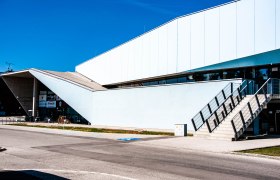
[191,80,254,132]
[231,78,280,140]
[193,78,280,141]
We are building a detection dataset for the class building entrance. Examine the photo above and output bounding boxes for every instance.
[36,81,88,124]
[258,102,280,135]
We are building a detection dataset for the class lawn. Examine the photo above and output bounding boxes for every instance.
[8,123,177,136]
[239,146,280,157]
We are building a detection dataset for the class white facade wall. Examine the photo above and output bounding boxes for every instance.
[90,80,241,131]
[76,0,280,85]
[30,69,241,131]
[276,0,280,49]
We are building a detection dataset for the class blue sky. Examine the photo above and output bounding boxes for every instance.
[0,0,232,72]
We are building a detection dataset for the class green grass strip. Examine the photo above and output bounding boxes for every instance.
[238,146,280,157]
[8,123,177,136]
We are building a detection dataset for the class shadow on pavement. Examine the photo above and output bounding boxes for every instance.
[0,147,6,152]
[0,170,69,180]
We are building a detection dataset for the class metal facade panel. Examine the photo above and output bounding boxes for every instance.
[134,38,143,80]
[177,16,191,72]
[220,2,237,63]
[149,29,159,77]
[204,8,220,66]
[75,0,279,85]
[255,0,276,54]
[142,32,151,78]
[91,58,102,84]
[120,45,127,83]
[167,20,178,74]
[100,53,109,84]
[237,0,255,58]
[127,40,135,81]
[190,12,205,69]
[157,24,168,75]
[276,0,280,49]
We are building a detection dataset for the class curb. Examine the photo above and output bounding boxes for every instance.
[231,152,280,161]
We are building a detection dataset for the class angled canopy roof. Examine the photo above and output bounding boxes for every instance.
[30,69,106,91]
[1,69,106,91]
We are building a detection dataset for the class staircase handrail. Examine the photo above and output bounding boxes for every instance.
[191,80,245,131]
[231,78,280,140]
[204,80,255,133]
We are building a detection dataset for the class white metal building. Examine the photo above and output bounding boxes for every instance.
[1,0,280,139]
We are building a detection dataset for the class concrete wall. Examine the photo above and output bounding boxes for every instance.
[76,0,280,85]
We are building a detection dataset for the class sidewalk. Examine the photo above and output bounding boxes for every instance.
[132,136,280,153]
[1,124,280,153]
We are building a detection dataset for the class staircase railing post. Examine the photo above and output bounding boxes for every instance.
[230,95,235,107]
[248,102,254,119]
[214,111,219,124]
[255,94,261,108]
[231,120,237,138]
[206,120,211,133]
[223,103,228,116]
[246,80,249,95]
[207,104,212,114]
[262,88,268,102]
[236,95,240,104]
[200,111,205,123]
[239,111,246,127]
[192,119,197,131]
[229,103,233,112]
[238,87,242,100]
[213,119,217,127]
[215,97,219,107]
[222,90,226,100]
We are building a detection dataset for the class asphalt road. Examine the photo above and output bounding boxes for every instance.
[0,127,280,180]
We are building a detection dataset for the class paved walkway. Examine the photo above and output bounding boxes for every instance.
[133,136,280,153]
[1,124,280,153]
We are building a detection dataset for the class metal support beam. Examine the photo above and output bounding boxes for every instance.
[32,78,38,117]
